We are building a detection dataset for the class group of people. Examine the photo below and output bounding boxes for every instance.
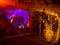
[17,25,30,34]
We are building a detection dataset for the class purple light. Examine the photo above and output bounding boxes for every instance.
[0,10,3,15]
[6,9,29,27]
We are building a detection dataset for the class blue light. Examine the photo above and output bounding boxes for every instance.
[6,9,29,27]
[15,9,29,25]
